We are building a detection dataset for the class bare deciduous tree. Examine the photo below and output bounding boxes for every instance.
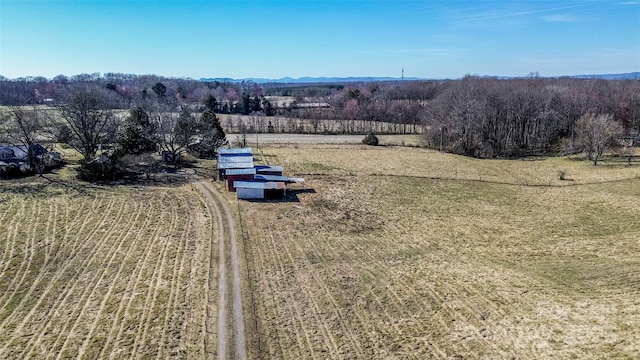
[152,106,192,166]
[575,113,622,165]
[3,106,45,173]
[53,84,119,162]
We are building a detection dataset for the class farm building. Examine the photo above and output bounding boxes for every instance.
[0,147,14,161]
[234,181,288,200]
[218,147,304,200]
[254,174,305,184]
[217,147,254,179]
[255,165,284,176]
[225,168,257,192]
[0,144,46,163]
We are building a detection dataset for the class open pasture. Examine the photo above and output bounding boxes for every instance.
[0,181,213,359]
[229,133,422,147]
[241,145,640,359]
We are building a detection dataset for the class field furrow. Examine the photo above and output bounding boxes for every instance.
[11,196,106,358]
[0,182,211,359]
[131,196,178,359]
[52,199,133,359]
[74,200,146,359]
[95,198,158,359]
[156,195,191,359]
[257,231,318,359]
[108,197,172,359]
[0,201,38,319]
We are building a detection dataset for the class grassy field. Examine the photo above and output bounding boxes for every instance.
[0,179,213,359]
[1,144,638,359]
[239,145,640,359]
[217,114,423,136]
[227,133,422,147]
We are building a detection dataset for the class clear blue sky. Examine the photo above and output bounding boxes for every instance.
[1,0,639,79]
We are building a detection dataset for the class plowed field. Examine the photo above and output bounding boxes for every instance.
[0,182,212,359]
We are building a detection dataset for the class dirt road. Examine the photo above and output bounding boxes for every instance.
[196,180,247,360]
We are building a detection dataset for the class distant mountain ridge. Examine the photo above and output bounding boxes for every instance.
[199,76,422,84]
[565,72,639,80]
[200,72,639,83]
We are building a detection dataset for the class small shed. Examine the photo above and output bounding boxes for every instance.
[234,181,287,200]
[225,168,257,192]
[255,165,284,176]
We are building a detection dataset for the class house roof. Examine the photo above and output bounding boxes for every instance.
[0,144,46,159]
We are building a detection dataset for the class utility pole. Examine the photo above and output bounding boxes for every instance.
[255,117,258,149]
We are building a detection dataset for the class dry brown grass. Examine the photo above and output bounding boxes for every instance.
[0,179,212,359]
[228,133,422,147]
[237,145,640,359]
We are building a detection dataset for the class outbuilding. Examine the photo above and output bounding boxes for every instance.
[234,181,287,200]
[254,174,305,184]
[255,165,284,176]
[225,168,257,192]
[217,147,254,179]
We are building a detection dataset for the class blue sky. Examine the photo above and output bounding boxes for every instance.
[1,0,639,79]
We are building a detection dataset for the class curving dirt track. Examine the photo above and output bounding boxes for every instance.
[195,180,247,360]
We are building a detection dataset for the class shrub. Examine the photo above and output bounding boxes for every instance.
[557,169,567,181]
[0,163,22,178]
[362,132,379,146]
[77,157,123,181]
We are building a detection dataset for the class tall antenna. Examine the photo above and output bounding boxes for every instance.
[401,68,404,81]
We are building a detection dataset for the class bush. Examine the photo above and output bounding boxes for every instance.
[557,169,567,181]
[362,132,379,146]
[0,163,22,178]
[77,157,123,181]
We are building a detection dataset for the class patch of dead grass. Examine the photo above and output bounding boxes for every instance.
[239,144,640,359]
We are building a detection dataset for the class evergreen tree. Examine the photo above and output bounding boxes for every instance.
[190,109,227,158]
[203,93,218,112]
[118,107,157,154]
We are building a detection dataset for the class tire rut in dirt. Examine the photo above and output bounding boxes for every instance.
[195,181,247,360]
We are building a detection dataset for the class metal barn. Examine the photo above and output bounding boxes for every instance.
[255,165,284,176]
[217,147,254,179]
[234,181,287,200]
[225,168,257,192]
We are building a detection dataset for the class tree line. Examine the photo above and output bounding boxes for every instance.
[2,73,639,162]
[1,81,226,180]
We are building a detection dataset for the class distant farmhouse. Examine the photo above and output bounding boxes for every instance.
[0,144,60,175]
